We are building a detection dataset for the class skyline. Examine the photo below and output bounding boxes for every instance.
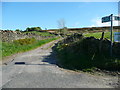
[1,2,119,30]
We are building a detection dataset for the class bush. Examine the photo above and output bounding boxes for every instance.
[55,33,120,71]
[13,38,36,45]
[26,27,42,32]
[113,42,120,57]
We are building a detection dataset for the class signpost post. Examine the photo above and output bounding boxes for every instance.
[102,14,120,56]
[110,14,113,56]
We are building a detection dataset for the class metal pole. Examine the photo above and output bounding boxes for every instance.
[110,14,113,56]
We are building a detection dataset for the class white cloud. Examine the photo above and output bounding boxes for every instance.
[90,25,95,27]
[91,17,118,27]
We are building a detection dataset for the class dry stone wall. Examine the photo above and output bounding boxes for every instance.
[0,30,55,42]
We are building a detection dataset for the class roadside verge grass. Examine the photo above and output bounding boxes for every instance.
[1,37,59,59]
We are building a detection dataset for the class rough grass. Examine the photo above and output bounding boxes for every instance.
[1,37,58,59]
[23,31,55,36]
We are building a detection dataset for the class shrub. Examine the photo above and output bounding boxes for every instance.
[55,33,120,71]
[25,27,42,32]
[113,42,120,58]
[13,38,36,45]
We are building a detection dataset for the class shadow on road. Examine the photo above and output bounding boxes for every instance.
[41,44,59,66]
[15,63,54,66]
[14,42,59,66]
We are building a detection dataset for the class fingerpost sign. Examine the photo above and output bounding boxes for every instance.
[102,14,120,56]
[102,16,111,23]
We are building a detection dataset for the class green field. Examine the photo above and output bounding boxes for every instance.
[1,37,58,59]
[84,32,112,40]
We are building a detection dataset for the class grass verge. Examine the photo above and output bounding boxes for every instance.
[1,37,59,59]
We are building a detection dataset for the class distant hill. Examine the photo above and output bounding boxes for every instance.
[43,26,120,33]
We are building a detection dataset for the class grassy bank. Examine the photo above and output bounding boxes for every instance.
[1,37,58,59]
[22,31,55,36]
[55,33,120,72]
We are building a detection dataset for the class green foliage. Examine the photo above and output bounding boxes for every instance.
[13,38,36,45]
[15,29,21,32]
[55,34,120,71]
[57,28,69,37]
[23,31,55,36]
[26,27,30,32]
[32,27,41,31]
[26,27,42,31]
[2,38,58,58]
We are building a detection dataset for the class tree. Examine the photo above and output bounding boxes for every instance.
[32,27,42,31]
[57,19,68,36]
[15,29,20,32]
[25,27,42,32]
[57,19,65,29]
[26,27,31,32]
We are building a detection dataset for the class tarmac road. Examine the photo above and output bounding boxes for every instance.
[1,40,119,88]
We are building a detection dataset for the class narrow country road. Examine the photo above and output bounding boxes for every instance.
[0,40,118,88]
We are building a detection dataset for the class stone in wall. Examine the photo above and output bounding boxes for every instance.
[1,30,55,42]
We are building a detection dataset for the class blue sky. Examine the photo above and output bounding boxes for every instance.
[1,2,118,30]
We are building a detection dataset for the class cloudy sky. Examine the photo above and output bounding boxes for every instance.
[1,1,119,30]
